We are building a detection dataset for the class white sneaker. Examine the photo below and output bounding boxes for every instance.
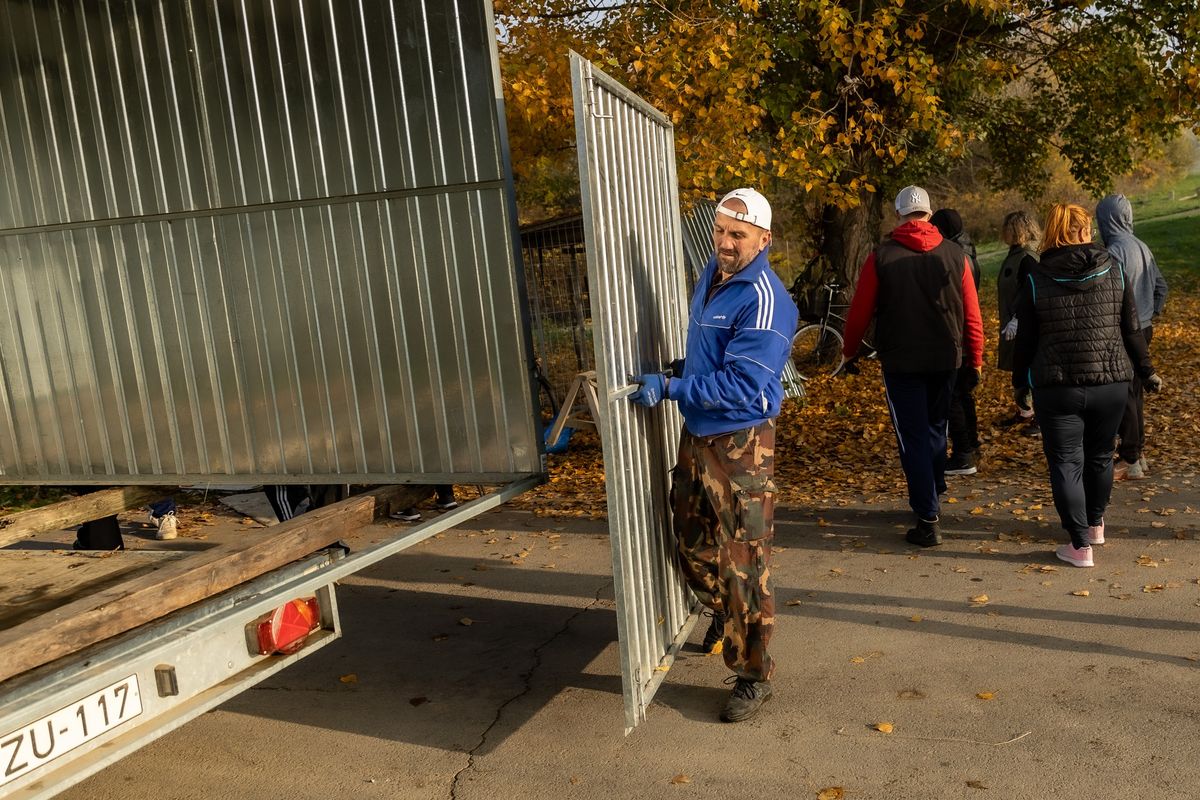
[153,511,178,540]
[390,507,421,522]
[436,498,459,510]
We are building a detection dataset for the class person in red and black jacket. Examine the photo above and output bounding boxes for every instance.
[842,186,985,547]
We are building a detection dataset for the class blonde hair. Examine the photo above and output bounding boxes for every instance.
[1041,204,1092,251]
[1001,211,1041,247]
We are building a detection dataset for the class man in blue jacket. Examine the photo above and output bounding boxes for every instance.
[629,188,798,723]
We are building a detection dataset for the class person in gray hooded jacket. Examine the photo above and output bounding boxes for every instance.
[1096,194,1168,480]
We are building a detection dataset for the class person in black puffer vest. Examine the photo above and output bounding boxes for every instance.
[1011,204,1162,568]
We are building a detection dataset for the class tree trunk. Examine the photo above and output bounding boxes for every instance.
[821,191,885,292]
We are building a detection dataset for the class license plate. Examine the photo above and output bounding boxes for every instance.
[1,675,142,787]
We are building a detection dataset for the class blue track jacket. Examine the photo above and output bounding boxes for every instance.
[667,248,799,436]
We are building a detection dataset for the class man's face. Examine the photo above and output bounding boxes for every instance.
[712,205,770,275]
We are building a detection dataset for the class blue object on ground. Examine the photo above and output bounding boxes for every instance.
[544,426,573,454]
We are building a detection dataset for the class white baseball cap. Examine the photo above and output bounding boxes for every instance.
[717,188,772,231]
[895,185,932,216]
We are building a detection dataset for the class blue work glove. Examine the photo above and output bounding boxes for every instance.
[628,373,668,407]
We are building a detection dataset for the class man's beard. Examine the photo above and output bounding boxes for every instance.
[717,252,746,274]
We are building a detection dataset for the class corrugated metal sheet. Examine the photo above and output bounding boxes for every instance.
[0,0,541,484]
[570,52,697,733]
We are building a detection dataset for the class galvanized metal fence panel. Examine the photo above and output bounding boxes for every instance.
[0,0,541,484]
[571,52,697,732]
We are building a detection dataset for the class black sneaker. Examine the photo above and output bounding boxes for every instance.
[944,450,977,476]
[720,676,773,722]
[905,517,942,547]
[1022,418,1041,438]
[702,610,725,654]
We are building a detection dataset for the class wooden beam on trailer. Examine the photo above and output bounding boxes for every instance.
[0,484,426,685]
[0,487,170,548]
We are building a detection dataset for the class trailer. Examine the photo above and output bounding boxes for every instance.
[0,0,546,796]
[0,1,710,795]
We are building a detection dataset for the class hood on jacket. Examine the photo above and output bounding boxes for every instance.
[1096,194,1134,243]
[930,208,964,240]
[1036,242,1114,292]
[888,219,943,253]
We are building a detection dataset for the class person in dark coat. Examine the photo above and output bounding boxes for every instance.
[931,208,982,475]
[995,210,1041,432]
[1011,204,1161,569]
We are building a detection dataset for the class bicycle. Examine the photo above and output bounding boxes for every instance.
[790,281,874,378]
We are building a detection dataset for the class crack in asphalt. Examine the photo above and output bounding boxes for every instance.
[448,580,613,800]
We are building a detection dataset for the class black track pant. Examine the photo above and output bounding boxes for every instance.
[948,365,980,455]
[1035,382,1127,549]
[1117,327,1153,464]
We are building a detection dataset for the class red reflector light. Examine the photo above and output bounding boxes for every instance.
[255,597,321,655]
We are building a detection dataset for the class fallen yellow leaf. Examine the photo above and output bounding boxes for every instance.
[1071,590,1090,597]
[670,774,691,785]
[339,673,358,684]
[969,594,990,604]
[817,789,845,800]
[459,617,474,626]
[873,721,895,734]
[976,691,995,700]
[910,615,923,623]
[850,656,866,664]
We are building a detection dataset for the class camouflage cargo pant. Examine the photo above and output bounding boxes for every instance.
[672,420,776,682]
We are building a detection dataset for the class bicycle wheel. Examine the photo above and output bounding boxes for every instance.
[792,324,844,377]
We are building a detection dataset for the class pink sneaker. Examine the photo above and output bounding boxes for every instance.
[1086,521,1104,545]
[1056,543,1094,568]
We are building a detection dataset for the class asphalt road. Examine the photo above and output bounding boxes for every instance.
[60,472,1200,800]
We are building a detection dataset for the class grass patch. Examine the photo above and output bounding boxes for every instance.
[1129,172,1200,220]
[1135,214,1200,291]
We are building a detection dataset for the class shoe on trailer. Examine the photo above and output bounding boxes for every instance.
[390,507,421,522]
[720,676,773,723]
[151,511,178,540]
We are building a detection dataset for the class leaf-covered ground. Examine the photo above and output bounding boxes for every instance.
[512,286,1200,518]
